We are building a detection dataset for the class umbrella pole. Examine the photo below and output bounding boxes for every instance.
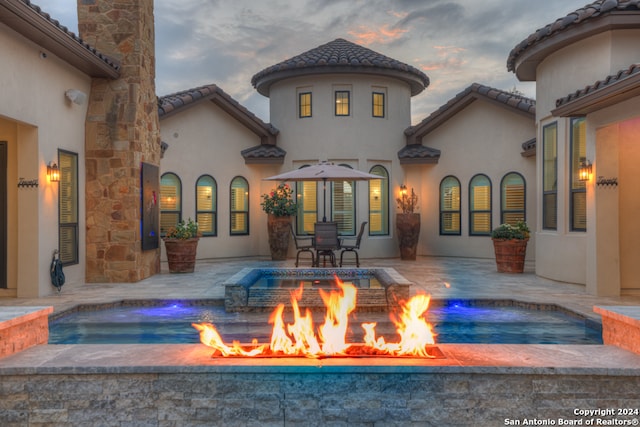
[322,178,327,222]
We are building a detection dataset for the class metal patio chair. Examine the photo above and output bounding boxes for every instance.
[313,222,340,267]
[339,221,367,267]
[289,223,315,267]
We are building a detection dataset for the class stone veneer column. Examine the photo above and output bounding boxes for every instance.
[78,0,160,282]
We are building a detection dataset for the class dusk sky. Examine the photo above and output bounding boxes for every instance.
[44,0,589,123]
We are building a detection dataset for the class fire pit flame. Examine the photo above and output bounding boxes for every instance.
[193,277,437,358]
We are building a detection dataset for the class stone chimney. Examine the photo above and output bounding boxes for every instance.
[78,0,161,282]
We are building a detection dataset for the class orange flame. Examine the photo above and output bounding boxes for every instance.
[193,277,436,358]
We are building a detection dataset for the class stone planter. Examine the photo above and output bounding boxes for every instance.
[396,213,420,260]
[267,214,292,260]
[163,238,199,273]
[492,238,528,273]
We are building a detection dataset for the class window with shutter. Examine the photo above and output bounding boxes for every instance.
[196,175,216,236]
[160,173,181,235]
[230,177,249,235]
[501,172,526,225]
[296,176,317,235]
[369,165,388,235]
[543,122,558,230]
[440,176,461,235]
[59,150,78,265]
[570,118,586,231]
[470,174,492,235]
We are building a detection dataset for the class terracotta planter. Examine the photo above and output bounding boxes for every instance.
[492,238,528,273]
[267,214,292,260]
[396,213,421,260]
[163,238,199,273]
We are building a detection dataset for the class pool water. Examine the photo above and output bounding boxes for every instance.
[48,301,603,345]
[251,276,381,289]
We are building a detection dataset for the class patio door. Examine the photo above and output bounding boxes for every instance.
[0,142,6,288]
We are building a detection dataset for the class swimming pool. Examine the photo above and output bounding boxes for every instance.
[48,300,603,345]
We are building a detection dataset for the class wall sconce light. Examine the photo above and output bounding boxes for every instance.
[47,162,60,182]
[578,159,592,182]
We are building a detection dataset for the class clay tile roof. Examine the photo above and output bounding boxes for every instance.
[552,63,640,115]
[158,84,280,148]
[241,144,287,164]
[397,144,441,165]
[0,0,120,77]
[521,138,536,157]
[251,38,429,97]
[507,0,640,76]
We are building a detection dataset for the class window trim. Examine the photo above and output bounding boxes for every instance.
[469,174,492,236]
[58,149,79,266]
[500,172,526,225]
[229,176,249,236]
[335,90,350,116]
[439,175,461,236]
[195,174,217,237]
[368,165,389,236]
[299,92,312,118]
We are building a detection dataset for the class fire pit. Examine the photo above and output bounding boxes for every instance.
[223,267,410,312]
[197,278,439,358]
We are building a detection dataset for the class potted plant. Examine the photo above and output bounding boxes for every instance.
[163,218,200,273]
[491,221,530,273]
[396,185,420,260]
[261,183,297,260]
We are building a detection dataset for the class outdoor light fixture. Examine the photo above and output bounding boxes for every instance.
[578,159,592,182]
[47,162,60,182]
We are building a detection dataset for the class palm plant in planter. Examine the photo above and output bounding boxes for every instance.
[396,185,420,260]
[491,221,530,273]
[261,183,297,260]
[163,218,200,273]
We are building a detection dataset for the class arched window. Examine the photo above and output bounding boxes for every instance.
[440,176,461,235]
[160,172,181,236]
[296,165,317,235]
[332,164,355,235]
[469,174,492,236]
[368,165,389,235]
[230,176,249,235]
[500,172,526,225]
[196,175,217,236]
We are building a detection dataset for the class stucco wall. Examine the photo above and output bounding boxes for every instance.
[534,28,640,287]
[415,100,536,259]
[159,102,272,259]
[0,22,90,297]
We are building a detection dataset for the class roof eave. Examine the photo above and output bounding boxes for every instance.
[512,13,640,81]
[398,157,439,165]
[552,72,640,116]
[0,0,120,78]
[254,66,428,97]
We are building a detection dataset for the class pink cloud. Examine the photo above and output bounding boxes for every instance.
[348,24,407,46]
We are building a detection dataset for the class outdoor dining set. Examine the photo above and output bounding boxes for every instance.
[289,221,367,268]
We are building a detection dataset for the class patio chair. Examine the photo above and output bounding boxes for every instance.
[314,222,340,267]
[339,221,367,267]
[289,223,315,267]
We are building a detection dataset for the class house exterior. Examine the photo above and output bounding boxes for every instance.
[508,0,640,296]
[5,0,639,299]
[158,39,536,263]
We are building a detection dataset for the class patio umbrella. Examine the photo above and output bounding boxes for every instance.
[263,161,381,222]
